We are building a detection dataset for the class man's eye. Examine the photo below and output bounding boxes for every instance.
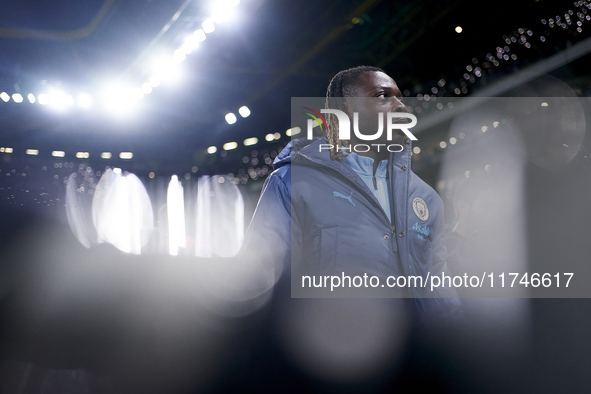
[376,92,386,98]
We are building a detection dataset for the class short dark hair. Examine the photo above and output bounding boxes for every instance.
[325,66,386,160]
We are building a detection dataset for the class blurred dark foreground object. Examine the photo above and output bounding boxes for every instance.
[0,209,589,394]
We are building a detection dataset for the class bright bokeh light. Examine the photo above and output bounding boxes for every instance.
[173,48,187,63]
[450,137,458,145]
[238,105,250,117]
[211,0,239,23]
[90,169,154,254]
[5,148,12,153]
[225,112,237,124]
[78,93,93,108]
[150,57,182,85]
[120,152,133,159]
[243,137,258,146]
[182,35,200,54]
[439,141,447,149]
[202,19,215,33]
[265,133,275,141]
[101,152,112,159]
[0,92,9,102]
[52,151,65,157]
[286,127,301,137]
[102,85,142,115]
[413,146,421,154]
[27,94,36,103]
[274,132,281,140]
[455,26,463,33]
[207,146,217,154]
[48,90,74,110]
[149,75,161,87]
[141,82,153,95]
[167,175,187,256]
[134,88,144,100]
[76,152,90,159]
[223,141,238,150]
[26,149,39,155]
[194,29,206,42]
[12,93,23,103]
[195,174,245,258]
[38,94,48,105]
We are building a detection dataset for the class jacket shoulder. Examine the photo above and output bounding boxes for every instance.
[410,171,444,208]
[269,163,291,183]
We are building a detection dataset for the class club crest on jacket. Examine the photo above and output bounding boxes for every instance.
[412,197,429,221]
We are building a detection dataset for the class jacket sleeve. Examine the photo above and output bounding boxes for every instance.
[424,196,463,319]
[240,167,299,283]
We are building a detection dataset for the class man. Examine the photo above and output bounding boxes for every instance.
[244,66,460,318]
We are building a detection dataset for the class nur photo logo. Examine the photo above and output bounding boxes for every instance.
[302,107,418,153]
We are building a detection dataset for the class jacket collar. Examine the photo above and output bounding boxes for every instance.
[291,137,413,173]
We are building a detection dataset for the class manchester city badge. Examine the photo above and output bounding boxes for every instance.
[412,197,429,221]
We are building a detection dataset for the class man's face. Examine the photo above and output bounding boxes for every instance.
[343,71,408,144]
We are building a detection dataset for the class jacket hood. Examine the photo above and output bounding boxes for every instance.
[272,137,323,170]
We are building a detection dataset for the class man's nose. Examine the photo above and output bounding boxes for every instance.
[392,99,409,113]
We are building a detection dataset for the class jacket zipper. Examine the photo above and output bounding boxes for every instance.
[387,156,398,255]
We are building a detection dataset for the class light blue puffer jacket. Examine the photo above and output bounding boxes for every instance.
[243,137,461,318]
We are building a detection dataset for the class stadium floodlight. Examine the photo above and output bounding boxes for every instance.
[38,94,49,105]
[182,35,200,54]
[238,106,250,118]
[223,141,238,150]
[150,57,181,84]
[78,93,93,108]
[194,29,206,42]
[173,48,187,63]
[225,112,237,124]
[211,0,240,23]
[243,137,258,146]
[47,90,73,110]
[202,19,215,33]
[102,84,142,115]
[141,82,153,95]
[286,127,301,137]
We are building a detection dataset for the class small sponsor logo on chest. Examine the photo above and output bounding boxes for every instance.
[333,190,355,206]
[412,222,430,240]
